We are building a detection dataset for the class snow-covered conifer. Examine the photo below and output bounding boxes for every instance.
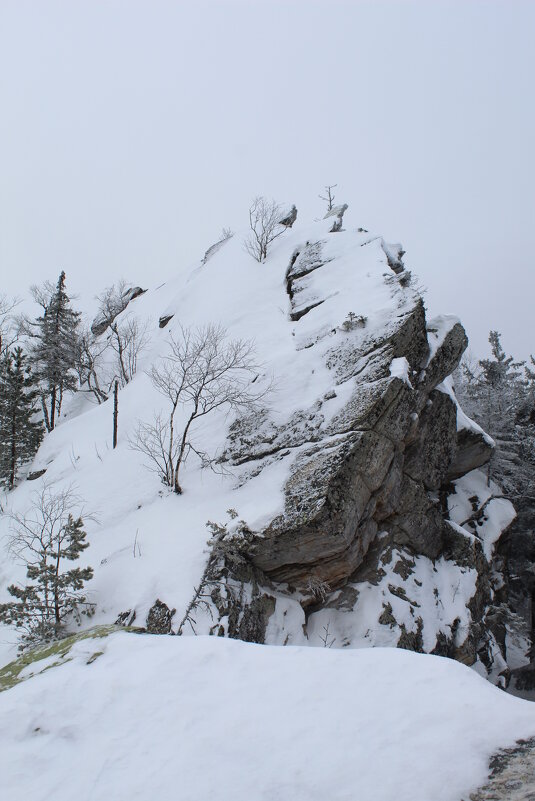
[30,271,81,431]
[0,347,44,489]
[458,331,534,498]
[0,485,94,647]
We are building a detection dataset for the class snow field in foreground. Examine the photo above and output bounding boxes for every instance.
[1,633,535,801]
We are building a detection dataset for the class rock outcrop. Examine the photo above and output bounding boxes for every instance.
[65,207,515,688]
[91,285,146,336]
[469,738,535,800]
[146,600,176,634]
[184,220,513,685]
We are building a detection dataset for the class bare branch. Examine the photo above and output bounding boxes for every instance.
[319,184,337,212]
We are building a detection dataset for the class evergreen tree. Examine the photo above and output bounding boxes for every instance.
[31,271,81,431]
[0,347,44,489]
[458,331,534,497]
[0,486,94,647]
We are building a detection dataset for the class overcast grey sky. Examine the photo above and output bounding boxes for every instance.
[1,0,533,359]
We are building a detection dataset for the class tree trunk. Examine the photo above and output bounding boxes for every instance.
[41,394,51,432]
[50,386,57,430]
[113,380,118,448]
[54,549,61,632]
[9,410,16,489]
[174,412,196,494]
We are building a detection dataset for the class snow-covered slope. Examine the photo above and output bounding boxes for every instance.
[1,630,535,801]
[2,203,534,800]
[0,206,516,682]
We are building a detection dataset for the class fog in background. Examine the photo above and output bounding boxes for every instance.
[1,0,533,360]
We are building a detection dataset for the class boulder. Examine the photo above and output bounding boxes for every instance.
[324,203,348,232]
[146,600,176,634]
[90,286,146,336]
[278,204,297,228]
[447,426,493,481]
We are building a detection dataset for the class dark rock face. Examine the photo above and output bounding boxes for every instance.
[146,600,176,634]
[226,301,470,600]
[420,321,468,393]
[403,390,458,490]
[159,314,174,329]
[26,468,47,481]
[278,204,298,228]
[497,499,535,683]
[447,427,493,481]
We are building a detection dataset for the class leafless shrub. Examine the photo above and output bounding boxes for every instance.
[75,327,110,403]
[306,577,331,602]
[131,323,267,494]
[95,280,131,325]
[75,313,149,403]
[244,196,287,263]
[319,620,336,648]
[109,315,149,388]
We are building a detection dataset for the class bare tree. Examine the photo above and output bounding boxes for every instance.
[108,315,149,388]
[0,484,94,647]
[0,294,20,357]
[96,279,129,318]
[319,184,337,212]
[131,323,266,494]
[93,281,149,387]
[75,327,110,403]
[92,279,139,335]
[244,196,287,263]
[75,312,149,405]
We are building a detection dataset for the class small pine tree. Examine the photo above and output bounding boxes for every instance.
[0,486,94,647]
[0,347,44,489]
[458,331,533,495]
[31,271,81,431]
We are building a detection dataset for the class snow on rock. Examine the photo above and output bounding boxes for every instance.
[1,632,535,801]
[389,356,411,386]
[437,375,495,480]
[90,285,146,336]
[0,206,518,688]
[448,470,516,562]
[380,238,405,273]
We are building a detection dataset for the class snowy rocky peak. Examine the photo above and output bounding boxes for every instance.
[0,205,517,687]
[189,218,510,685]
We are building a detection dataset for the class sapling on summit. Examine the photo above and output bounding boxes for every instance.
[319,184,337,213]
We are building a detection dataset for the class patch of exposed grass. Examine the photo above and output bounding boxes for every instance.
[0,625,139,692]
